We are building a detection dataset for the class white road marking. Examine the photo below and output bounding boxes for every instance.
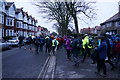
[37,51,53,80]
[37,46,57,80]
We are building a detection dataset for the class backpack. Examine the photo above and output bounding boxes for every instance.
[89,39,93,46]
[40,38,44,45]
[75,39,81,49]
[68,39,72,47]
[35,38,40,45]
[54,40,57,46]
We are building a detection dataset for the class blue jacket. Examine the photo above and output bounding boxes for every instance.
[96,41,107,59]
[71,38,80,54]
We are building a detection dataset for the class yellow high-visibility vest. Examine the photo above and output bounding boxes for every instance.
[52,39,58,46]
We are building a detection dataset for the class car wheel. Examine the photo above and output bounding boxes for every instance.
[8,45,11,49]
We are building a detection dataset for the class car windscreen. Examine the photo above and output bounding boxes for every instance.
[12,37,18,40]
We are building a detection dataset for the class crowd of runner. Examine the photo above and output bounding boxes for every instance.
[18,33,120,77]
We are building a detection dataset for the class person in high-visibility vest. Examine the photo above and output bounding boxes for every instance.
[82,34,89,63]
[56,36,61,50]
[52,38,58,55]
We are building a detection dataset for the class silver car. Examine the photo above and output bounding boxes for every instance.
[7,37,19,46]
[0,39,11,51]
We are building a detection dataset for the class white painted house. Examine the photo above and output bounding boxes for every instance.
[5,2,16,36]
[23,12,28,37]
[0,0,7,37]
[15,8,24,36]
[1,1,39,38]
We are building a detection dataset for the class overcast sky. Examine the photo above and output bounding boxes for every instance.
[6,0,120,33]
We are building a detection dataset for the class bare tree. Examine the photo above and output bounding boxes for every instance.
[65,0,97,35]
[34,0,72,35]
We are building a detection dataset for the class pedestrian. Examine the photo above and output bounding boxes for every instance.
[28,35,34,53]
[82,34,90,63]
[24,36,29,50]
[91,38,100,64]
[114,37,120,67]
[18,35,23,48]
[104,34,116,70]
[34,36,41,54]
[95,36,107,77]
[65,36,72,60]
[49,36,53,53]
[71,34,80,66]
[45,35,50,53]
[52,38,58,55]
[56,36,61,50]
[39,35,44,52]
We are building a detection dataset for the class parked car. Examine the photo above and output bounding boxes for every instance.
[0,39,11,51]
[7,37,19,46]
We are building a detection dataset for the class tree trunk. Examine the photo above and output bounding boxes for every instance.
[73,14,79,36]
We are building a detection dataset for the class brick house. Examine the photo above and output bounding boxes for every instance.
[100,2,120,35]
[80,26,100,35]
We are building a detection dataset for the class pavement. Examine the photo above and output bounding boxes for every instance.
[54,48,119,79]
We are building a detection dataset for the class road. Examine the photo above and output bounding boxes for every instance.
[2,45,49,78]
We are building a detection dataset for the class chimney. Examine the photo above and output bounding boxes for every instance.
[118,1,120,12]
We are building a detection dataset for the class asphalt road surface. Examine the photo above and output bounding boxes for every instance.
[2,45,49,78]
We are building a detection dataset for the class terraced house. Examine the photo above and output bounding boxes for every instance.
[100,1,120,35]
[0,0,38,37]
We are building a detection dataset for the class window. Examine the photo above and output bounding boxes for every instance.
[2,29,4,37]
[7,19,9,25]
[0,15,4,24]
[118,21,120,26]
[19,22,21,28]
[114,21,120,27]
[7,30,9,36]
[21,22,23,28]
[16,22,19,27]
[2,15,4,24]
[102,25,105,29]
[106,23,112,27]
[10,30,12,36]
[10,20,12,25]
[0,15,1,23]
[6,18,14,26]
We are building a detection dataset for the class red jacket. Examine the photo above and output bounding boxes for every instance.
[114,42,120,54]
